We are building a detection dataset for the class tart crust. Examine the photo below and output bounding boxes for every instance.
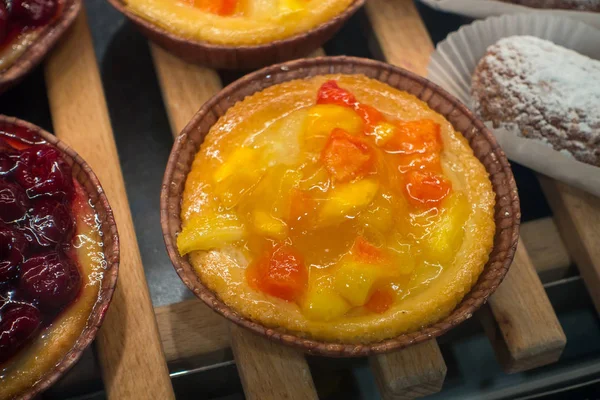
[124,0,354,46]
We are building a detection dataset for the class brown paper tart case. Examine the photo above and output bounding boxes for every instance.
[106,0,365,69]
[0,0,81,95]
[160,56,520,357]
[0,115,119,398]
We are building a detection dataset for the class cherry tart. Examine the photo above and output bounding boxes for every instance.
[0,116,118,400]
[0,0,80,94]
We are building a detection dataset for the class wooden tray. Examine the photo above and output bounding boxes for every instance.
[37,0,600,398]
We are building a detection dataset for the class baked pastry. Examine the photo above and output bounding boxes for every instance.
[497,0,600,12]
[122,0,354,46]
[0,0,63,71]
[177,74,496,343]
[0,124,108,399]
[472,35,600,167]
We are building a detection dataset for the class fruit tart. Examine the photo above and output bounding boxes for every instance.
[0,0,80,94]
[0,116,118,399]
[162,59,516,353]
[108,0,364,69]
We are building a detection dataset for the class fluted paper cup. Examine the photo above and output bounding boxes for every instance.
[419,0,600,29]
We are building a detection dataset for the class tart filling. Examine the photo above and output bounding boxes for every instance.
[0,0,63,72]
[179,75,495,343]
[0,125,105,399]
[124,0,354,46]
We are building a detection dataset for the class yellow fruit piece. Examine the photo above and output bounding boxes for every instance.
[213,148,265,208]
[369,121,397,146]
[388,234,417,275]
[252,210,287,239]
[279,0,305,15]
[299,165,330,192]
[319,179,379,227]
[259,109,307,166]
[333,260,390,307]
[177,213,246,255]
[302,284,351,321]
[425,192,470,263]
[213,147,257,183]
[357,192,394,233]
[304,104,364,152]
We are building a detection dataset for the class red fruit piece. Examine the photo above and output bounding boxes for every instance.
[0,180,29,223]
[316,80,357,108]
[246,243,308,302]
[28,199,74,247]
[0,224,28,282]
[321,128,374,182]
[14,145,74,201]
[11,0,58,26]
[0,302,41,364]
[19,251,81,309]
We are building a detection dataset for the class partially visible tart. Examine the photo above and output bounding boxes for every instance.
[176,74,496,344]
[0,120,115,400]
[0,0,63,72]
[122,0,354,46]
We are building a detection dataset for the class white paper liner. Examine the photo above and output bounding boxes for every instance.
[427,14,600,197]
[419,0,600,29]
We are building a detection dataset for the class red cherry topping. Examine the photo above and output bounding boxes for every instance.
[0,180,29,223]
[0,302,41,364]
[19,251,81,310]
[0,224,28,282]
[11,0,58,26]
[14,145,74,201]
[27,199,74,247]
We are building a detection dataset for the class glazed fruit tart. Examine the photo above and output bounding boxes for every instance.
[107,0,364,69]
[0,0,80,94]
[0,116,118,400]
[162,57,520,356]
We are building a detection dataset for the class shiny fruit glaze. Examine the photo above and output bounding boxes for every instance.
[178,77,485,325]
[0,0,60,71]
[0,128,105,400]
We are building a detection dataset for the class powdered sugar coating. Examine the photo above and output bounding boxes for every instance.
[498,0,600,12]
[471,35,600,167]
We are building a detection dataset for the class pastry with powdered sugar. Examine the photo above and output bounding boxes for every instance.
[471,35,600,167]
[498,0,599,12]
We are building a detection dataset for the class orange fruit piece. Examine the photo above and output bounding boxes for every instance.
[247,243,308,302]
[404,170,452,208]
[321,128,374,182]
[383,119,442,155]
[185,0,237,15]
[350,236,385,264]
[365,286,395,313]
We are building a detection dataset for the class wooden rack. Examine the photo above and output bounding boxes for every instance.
[42,0,600,398]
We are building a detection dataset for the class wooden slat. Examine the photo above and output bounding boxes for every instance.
[482,239,566,373]
[230,325,318,400]
[155,298,229,362]
[364,2,444,396]
[539,176,600,313]
[370,340,446,400]
[365,0,566,374]
[44,10,175,400]
[150,44,317,398]
[365,0,433,75]
[520,217,571,283]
